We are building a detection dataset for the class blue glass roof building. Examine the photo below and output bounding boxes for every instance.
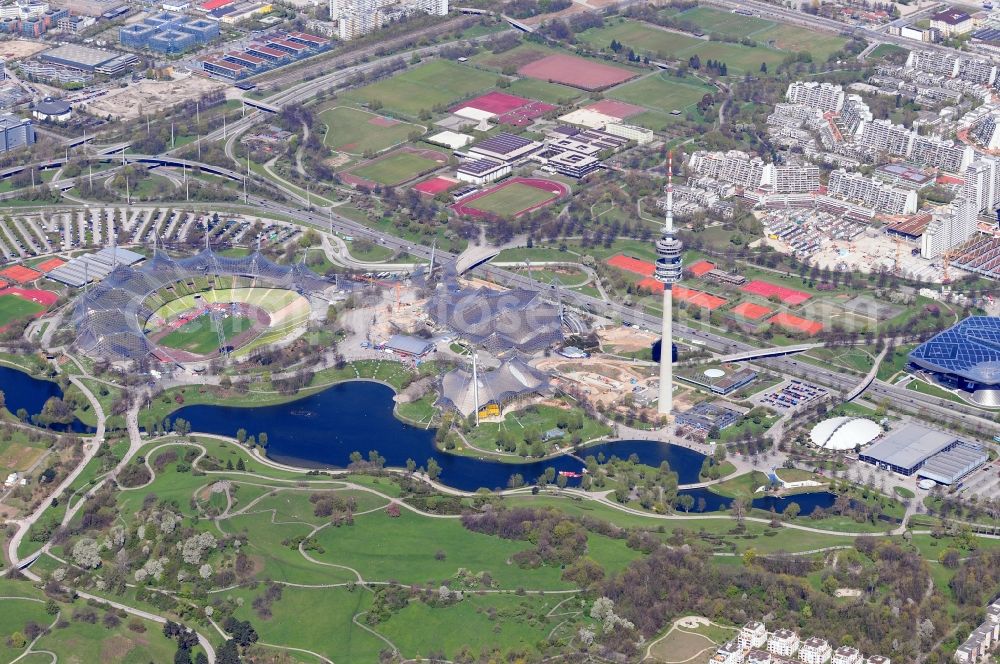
[909,316,1000,392]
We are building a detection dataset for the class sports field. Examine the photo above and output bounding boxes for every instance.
[349,150,445,186]
[468,183,556,215]
[453,178,568,218]
[676,6,848,59]
[158,313,252,355]
[580,20,788,73]
[0,292,44,327]
[344,60,496,117]
[609,72,715,113]
[517,53,636,90]
[320,106,422,155]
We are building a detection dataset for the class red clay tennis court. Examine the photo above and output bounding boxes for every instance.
[637,279,727,309]
[517,54,636,90]
[0,265,42,284]
[769,312,823,335]
[741,280,811,305]
[732,302,773,320]
[453,91,532,115]
[607,254,654,277]
[36,257,65,273]
[584,99,645,119]
[688,260,715,277]
[413,176,458,196]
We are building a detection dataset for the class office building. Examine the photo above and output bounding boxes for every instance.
[120,12,219,53]
[0,113,33,153]
[786,81,844,112]
[931,8,973,36]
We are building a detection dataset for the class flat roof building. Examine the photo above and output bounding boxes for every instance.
[858,423,984,483]
[468,132,542,163]
[384,334,434,357]
[39,43,124,71]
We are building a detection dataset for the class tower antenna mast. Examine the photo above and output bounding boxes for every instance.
[654,151,684,416]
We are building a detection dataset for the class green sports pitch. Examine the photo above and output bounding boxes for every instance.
[320,106,423,155]
[157,313,252,355]
[350,151,443,186]
[0,293,44,327]
[467,183,558,216]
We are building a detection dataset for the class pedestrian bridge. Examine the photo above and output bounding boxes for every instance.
[690,342,822,364]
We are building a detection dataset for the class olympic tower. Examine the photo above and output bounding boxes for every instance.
[655,152,683,415]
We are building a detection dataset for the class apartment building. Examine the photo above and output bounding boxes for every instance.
[786,81,845,113]
[332,0,447,39]
[954,599,1000,663]
[767,164,821,194]
[963,158,1000,213]
[860,119,914,157]
[798,637,832,664]
[827,169,918,215]
[958,56,997,85]
[711,641,743,664]
[768,629,800,657]
[921,197,978,259]
[971,111,1000,150]
[689,150,767,190]
[832,646,862,664]
[906,49,961,78]
[840,95,872,138]
[910,135,974,173]
[740,622,769,651]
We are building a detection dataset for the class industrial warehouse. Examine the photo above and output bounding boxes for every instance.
[859,423,987,485]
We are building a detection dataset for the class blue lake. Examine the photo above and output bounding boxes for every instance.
[0,365,90,433]
[170,381,713,492]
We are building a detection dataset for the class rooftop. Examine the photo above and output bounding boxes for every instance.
[932,8,971,24]
[909,316,1000,386]
[860,423,957,470]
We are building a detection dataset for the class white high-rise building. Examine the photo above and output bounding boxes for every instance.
[768,164,820,193]
[840,95,872,138]
[921,197,978,259]
[970,112,1000,151]
[964,158,1000,214]
[332,0,447,39]
[906,49,961,78]
[827,169,918,215]
[909,135,973,173]
[689,150,766,189]
[860,119,914,157]
[786,81,844,113]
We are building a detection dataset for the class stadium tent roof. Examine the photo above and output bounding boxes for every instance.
[438,358,549,418]
[809,416,882,450]
[909,316,1000,386]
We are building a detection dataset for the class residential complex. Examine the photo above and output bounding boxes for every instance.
[331,0,447,40]
[786,81,844,113]
[712,622,888,664]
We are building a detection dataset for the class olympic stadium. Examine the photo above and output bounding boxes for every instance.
[74,247,337,362]
[908,316,1000,406]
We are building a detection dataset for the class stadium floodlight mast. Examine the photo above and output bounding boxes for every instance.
[654,151,683,416]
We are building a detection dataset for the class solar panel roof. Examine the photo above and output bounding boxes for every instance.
[909,316,1000,385]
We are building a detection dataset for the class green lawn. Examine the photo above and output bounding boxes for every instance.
[609,71,715,113]
[350,151,443,186]
[708,471,769,499]
[675,5,776,37]
[0,293,44,327]
[33,614,183,664]
[319,106,423,155]
[157,313,252,355]
[344,60,497,117]
[581,19,789,73]
[467,183,559,216]
[507,78,584,104]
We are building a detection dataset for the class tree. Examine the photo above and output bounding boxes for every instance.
[731,498,748,525]
[760,61,768,73]
[257,432,268,448]
[426,457,441,481]
[236,428,247,444]
[784,502,801,520]
[216,640,241,664]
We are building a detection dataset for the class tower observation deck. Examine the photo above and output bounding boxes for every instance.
[655,152,683,415]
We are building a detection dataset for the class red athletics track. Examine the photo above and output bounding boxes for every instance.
[451,177,569,218]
